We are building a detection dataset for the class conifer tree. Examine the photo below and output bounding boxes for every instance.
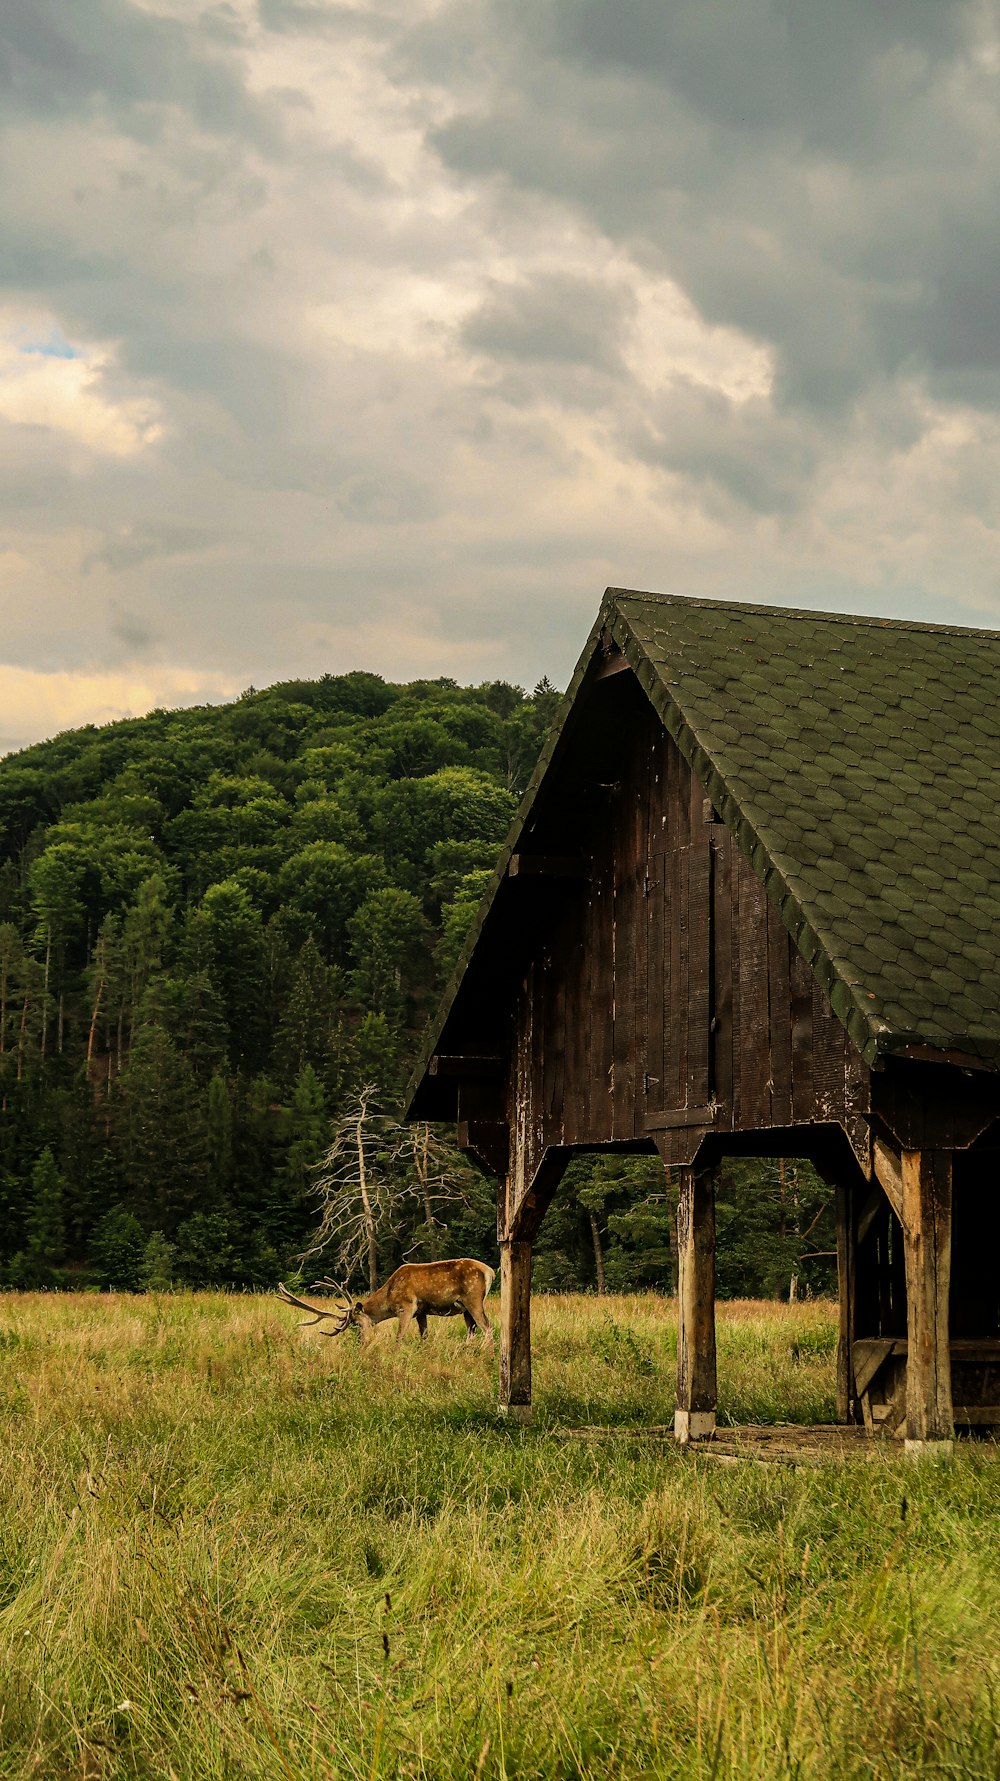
[22,1147,66,1286]
[90,1205,146,1290]
[117,1023,210,1232]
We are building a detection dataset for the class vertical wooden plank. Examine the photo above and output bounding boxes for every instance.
[545,939,566,1147]
[736,851,770,1125]
[876,1210,893,1335]
[666,844,686,1110]
[712,830,734,1127]
[675,1161,718,1441]
[836,1178,855,1422]
[811,981,842,1123]
[589,830,614,1141]
[510,971,532,1219]
[889,1209,906,1334]
[561,912,582,1148]
[612,773,638,1142]
[686,842,711,1109]
[645,842,665,1120]
[730,838,743,1125]
[631,747,651,1141]
[499,1239,533,1421]
[766,895,792,1126]
[579,886,593,1143]
[789,945,814,1124]
[902,1148,954,1448]
[853,1208,881,1341]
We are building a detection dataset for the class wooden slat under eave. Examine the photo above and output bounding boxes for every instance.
[712,826,734,1121]
[737,846,770,1124]
[789,946,815,1123]
[766,896,793,1126]
[687,840,711,1112]
[611,782,635,1142]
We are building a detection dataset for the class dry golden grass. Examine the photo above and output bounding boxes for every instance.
[0,1291,996,1778]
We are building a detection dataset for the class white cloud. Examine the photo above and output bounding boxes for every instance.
[0,660,239,758]
[0,315,163,458]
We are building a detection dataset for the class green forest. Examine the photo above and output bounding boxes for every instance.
[0,668,835,1297]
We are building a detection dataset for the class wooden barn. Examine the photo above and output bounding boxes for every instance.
[405,591,1000,1449]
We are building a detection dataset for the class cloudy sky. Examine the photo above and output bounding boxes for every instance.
[3,0,1000,752]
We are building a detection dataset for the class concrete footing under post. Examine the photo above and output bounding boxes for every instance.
[904,1438,954,1458]
[498,1403,533,1426]
[674,1409,716,1443]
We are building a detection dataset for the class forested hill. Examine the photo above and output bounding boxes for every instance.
[0,667,836,1299]
[0,670,560,1288]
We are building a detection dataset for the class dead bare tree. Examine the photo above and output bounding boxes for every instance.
[305,1086,403,1294]
[304,1089,480,1292]
[405,1120,481,1262]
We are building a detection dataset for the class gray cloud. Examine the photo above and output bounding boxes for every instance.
[461,271,635,375]
[1,0,275,143]
[3,0,1000,751]
[426,0,1000,412]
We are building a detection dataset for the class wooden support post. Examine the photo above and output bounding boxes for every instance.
[674,1162,717,1442]
[499,1240,533,1424]
[835,1178,855,1424]
[901,1148,954,1452]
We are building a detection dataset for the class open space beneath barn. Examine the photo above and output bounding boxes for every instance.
[1,1292,998,1780]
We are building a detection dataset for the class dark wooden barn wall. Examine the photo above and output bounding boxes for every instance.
[509,679,870,1203]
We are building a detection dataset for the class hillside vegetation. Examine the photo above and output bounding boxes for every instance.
[0,672,834,1294]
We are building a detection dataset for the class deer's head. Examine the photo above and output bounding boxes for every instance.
[276,1279,361,1336]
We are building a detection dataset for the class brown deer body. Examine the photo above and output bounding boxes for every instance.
[278,1258,495,1349]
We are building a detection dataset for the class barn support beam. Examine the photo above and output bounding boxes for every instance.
[902,1148,954,1452]
[835,1177,856,1423]
[674,1161,717,1442]
[498,1239,533,1424]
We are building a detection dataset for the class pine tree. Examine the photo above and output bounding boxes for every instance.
[141,1230,175,1290]
[267,1063,327,1253]
[90,1205,146,1290]
[117,1024,210,1232]
[22,1147,66,1286]
[206,1071,234,1198]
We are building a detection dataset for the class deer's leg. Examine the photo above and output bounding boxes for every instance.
[469,1294,494,1346]
[462,1309,477,1340]
[416,1311,428,1341]
[395,1305,415,1344]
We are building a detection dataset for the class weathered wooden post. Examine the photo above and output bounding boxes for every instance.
[901,1148,954,1452]
[674,1161,717,1441]
[835,1177,855,1423]
[499,1239,533,1424]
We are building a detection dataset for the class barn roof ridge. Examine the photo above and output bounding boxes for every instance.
[406,587,1000,1115]
[603,586,1000,643]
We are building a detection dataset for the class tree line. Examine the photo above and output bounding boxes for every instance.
[0,668,835,1297]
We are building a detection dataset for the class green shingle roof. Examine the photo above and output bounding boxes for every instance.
[407,589,1000,1113]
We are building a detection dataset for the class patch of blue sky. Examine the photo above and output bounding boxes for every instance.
[19,328,81,360]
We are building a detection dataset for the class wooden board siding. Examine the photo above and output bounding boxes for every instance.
[507,673,871,1211]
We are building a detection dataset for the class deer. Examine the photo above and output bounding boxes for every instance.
[277,1258,495,1350]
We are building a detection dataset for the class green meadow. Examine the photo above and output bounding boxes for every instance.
[0,1292,997,1779]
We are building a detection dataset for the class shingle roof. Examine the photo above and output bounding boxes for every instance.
[609,590,1000,1069]
[407,589,1000,1112]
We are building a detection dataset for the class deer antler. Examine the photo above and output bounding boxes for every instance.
[308,1276,352,1298]
[277,1282,353,1335]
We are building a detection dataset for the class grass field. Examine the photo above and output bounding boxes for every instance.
[0,1291,997,1780]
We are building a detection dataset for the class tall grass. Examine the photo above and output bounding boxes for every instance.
[0,1292,996,1778]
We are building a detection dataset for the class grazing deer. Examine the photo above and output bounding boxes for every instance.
[277,1258,495,1349]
